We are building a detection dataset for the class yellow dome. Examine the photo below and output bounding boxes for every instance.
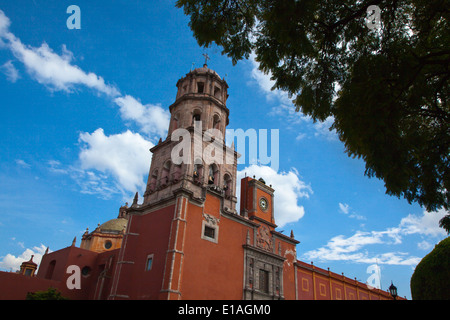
[98,218,127,233]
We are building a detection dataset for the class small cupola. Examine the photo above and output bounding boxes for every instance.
[19,255,38,276]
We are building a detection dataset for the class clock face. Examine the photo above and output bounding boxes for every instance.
[259,198,268,210]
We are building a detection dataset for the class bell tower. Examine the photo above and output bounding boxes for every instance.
[109,62,301,301]
[109,63,240,300]
[142,62,238,212]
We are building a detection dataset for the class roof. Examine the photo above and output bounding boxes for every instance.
[190,64,222,79]
[98,218,128,233]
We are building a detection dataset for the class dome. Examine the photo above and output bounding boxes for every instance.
[98,218,127,233]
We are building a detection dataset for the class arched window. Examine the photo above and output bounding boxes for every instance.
[224,173,232,197]
[208,164,219,185]
[171,115,179,131]
[197,82,205,93]
[214,86,221,99]
[192,109,202,126]
[172,164,182,182]
[213,114,220,130]
[149,170,158,191]
[161,161,171,186]
[193,159,204,184]
[45,260,56,280]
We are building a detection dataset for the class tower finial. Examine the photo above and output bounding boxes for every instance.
[202,53,210,67]
[132,191,139,207]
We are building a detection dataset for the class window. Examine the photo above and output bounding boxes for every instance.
[208,164,218,185]
[201,218,219,244]
[82,266,91,277]
[146,254,154,271]
[214,86,221,98]
[223,173,232,197]
[204,226,215,239]
[104,240,112,249]
[197,82,204,93]
[148,170,158,192]
[161,160,171,186]
[212,114,220,129]
[45,260,56,279]
[259,269,269,293]
[172,164,182,182]
[171,116,179,131]
[192,109,202,126]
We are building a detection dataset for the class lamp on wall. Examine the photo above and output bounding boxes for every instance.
[389,281,398,300]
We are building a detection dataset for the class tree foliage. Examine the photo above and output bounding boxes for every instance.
[176,0,450,215]
[439,214,450,233]
[26,287,68,300]
[410,236,450,299]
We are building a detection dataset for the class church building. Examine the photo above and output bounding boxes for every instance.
[0,64,402,300]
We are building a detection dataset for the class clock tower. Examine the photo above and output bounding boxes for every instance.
[240,176,276,228]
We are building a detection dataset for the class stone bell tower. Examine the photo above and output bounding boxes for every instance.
[142,62,238,213]
[109,63,241,300]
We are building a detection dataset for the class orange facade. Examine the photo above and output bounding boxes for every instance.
[295,261,395,300]
[0,65,403,300]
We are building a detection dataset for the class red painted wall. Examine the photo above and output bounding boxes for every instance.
[181,193,247,299]
[0,271,62,300]
[110,204,175,299]
[35,245,120,300]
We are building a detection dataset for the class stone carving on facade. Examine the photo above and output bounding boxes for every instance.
[256,225,273,252]
[202,213,220,225]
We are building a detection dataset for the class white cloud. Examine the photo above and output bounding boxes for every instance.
[0,9,170,140]
[237,164,312,228]
[0,10,168,200]
[0,244,48,272]
[78,128,153,195]
[0,12,120,97]
[303,230,420,266]
[339,203,350,214]
[248,53,337,140]
[249,52,292,106]
[1,60,19,82]
[114,95,170,138]
[417,240,432,251]
[312,116,337,141]
[302,209,447,266]
[338,202,366,220]
[0,9,10,36]
[399,208,447,237]
[295,133,307,141]
[15,159,30,168]
[48,160,69,174]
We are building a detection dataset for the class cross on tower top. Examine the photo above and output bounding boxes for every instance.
[202,53,210,67]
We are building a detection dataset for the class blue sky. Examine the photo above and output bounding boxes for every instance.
[0,1,447,299]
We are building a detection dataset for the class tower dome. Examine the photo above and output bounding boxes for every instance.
[168,63,230,138]
[98,217,128,233]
